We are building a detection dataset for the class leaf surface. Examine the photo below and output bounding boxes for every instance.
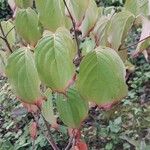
[93,16,111,46]
[36,0,65,31]
[15,0,33,8]
[0,20,15,50]
[35,28,76,91]
[15,8,42,46]
[79,0,98,37]
[136,17,150,53]
[66,0,89,26]
[42,90,57,126]
[6,47,41,104]
[109,11,135,50]
[77,46,128,104]
[56,86,88,128]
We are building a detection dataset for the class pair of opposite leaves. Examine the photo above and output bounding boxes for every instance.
[6,27,127,105]
[15,0,99,46]
[6,28,127,128]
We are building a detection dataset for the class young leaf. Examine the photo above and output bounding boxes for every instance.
[5,47,41,104]
[41,90,57,126]
[56,86,88,128]
[15,8,42,46]
[77,46,128,105]
[109,11,135,50]
[93,16,111,46]
[79,0,98,37]
[35,28,76,92]
[36,0,65,32]
[65,0,89,26]
[15,0,33,8]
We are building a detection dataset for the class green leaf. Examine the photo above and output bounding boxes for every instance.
[77,46,128,105]
[118,48,128,62]
[0,140,14,150]
[15,8,42,46]
[125,0,150,17]
[42,89,57,126]
[35,27,76,92]
[80,37,95,55]
[36,0,65,32]
[109,10,135,50]
[56,86,88,128]
[0,20,15,50]
[93,16,111,46]
[136,17,150,53]
[139,0,150,16]
[79,0,98,37]
[5,47,41,104]
[0,51,7,76]
[66,0,89,25]
[124,0,139,16]
[15,0,33,8]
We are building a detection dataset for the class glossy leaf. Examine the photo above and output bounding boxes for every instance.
[36,0,65,32]
[42,90,57,126]
[66,0,89,26]
[56,86,88,128]
[109,11,135,50]
[15,8,42,46]
[79,0,98,37]
[93,16,111,46]
[5,47,41,104]
[15,0,33,8]
[77,46,128,105]
[35,28,76,92]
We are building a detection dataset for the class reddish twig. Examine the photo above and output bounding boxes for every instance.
[35,106,59,150]
[63,0,82,60]
[65,129,76,150]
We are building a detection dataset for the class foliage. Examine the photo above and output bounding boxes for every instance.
[0,0,12,20]
[0,0,150,150]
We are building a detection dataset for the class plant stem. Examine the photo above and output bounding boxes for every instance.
[62,0,82,60]
[119,35,150,51]
[65,136,74,150]
[41,113,59,150]
[65,129,76,150]
[32,112,59,150]
[0,22,13,53]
